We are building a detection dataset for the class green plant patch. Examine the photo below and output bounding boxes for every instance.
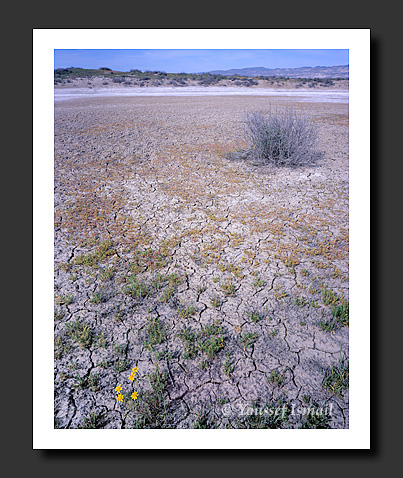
[240,332,259,350]
[55,293,74,306]
[322,358,349,397]
[268,370,285,387]
[298,400,331,429]
[122,276,150,300]
[89,291,103,303]
[79,412,102,429]
[130,365,171,429]
[145,316,167,348]
[331,300,349,326]
[210,296,221,309]
[197,335,225,359]
[223,354,234,375]
[178,321,226,360]
[66,318,92,348]
[220,281,236,297]
[178,305,197,320]
[247,310,264,323]
[73,240,115,269]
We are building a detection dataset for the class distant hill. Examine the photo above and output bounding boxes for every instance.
[208,65,349,79]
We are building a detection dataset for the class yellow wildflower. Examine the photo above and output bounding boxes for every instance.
[131,391,138,400]
[128,373,135,382]
[115,384,122,394]
[116,393,124,403]
[132,366,139,374]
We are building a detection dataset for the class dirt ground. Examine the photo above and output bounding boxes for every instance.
[54,94,349,429]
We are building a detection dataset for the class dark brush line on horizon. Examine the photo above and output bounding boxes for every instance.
[54,65,349,79]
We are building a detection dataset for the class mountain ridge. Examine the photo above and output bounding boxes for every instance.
[208,64,349,79]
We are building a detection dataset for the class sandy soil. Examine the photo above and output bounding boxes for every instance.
[54,93,349,429]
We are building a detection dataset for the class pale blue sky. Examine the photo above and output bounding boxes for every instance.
[54,49,348,73]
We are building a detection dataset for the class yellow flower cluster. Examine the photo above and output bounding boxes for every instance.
[115,384,124,403]
[114,367,139,403]
[128,366,139,382]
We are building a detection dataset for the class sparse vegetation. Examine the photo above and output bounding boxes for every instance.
[178,321,226,360]
[160,286,175,304]
[319,287,349,332]
[241,107,322,166]
[253,277,266,287]
[54,334,72,359]
[223,353,234,375]
[192,409,220,429]
[55,67,347,87]
[246,310,264,323]
[144,316,167,348]
[210,296,221,309]
[321,285,339,305]
[198,335,225,359]
[122,276,150,300]
[240,332,259,350]
[220,281,236,297]
[73,240,115,269]
[66,318,92,348]
[268,370,285,387]
[95,331,107,348]
[331,300,349,326]
[298,398,331,429]
[178,304,197,320]
[72,372,99,391]
[130,365,171,429]
[295,296,309,307]
[79,412,102,429]
[114,343,126,354]
[55,293,74,306]
[54,308,65,321]
[322,358,349,397]
[114,359,129,373]
[89,291,103,304]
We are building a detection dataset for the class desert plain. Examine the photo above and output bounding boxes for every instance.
[54,88,349,429]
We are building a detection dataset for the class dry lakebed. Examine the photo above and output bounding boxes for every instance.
[54,87,349,429]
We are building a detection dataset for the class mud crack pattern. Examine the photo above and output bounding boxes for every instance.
[54,95,349,429]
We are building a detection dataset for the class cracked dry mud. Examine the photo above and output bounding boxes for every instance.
[54,94,349,429]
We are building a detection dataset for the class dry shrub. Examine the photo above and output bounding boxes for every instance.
[242,107,323,166]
